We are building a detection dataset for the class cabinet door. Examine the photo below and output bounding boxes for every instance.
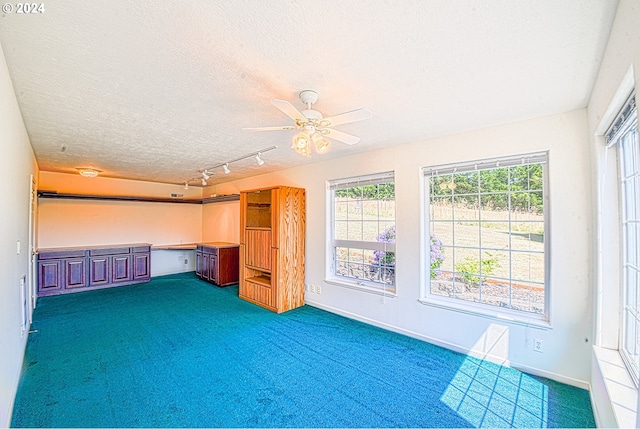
[37,260,62,293]
[218,247,239,286]
[133,252,150,280]
[245,230,272,271]
[208,255,218,284]
[64,258,87,289]
[195,251,203,277]
[89,257,110,286]
[112,255,132,283]
[202,253,210,280]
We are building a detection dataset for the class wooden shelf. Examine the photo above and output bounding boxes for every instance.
[38,191,239,205]
[245,275,271,287]
[245,264,271,274]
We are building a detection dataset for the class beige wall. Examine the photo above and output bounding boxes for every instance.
[38,171,204,248]
[201,200,240,243]
[0,42,39,427]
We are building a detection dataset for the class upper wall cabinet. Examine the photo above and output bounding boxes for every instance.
[239,186,306,313]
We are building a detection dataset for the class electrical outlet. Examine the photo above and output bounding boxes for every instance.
[316,285,322,294]
[533,338,544,353]
[184,258,188,265]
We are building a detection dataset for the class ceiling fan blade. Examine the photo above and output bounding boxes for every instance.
[322,108,373,127]
[322,128,361,145]
[271,99,307,122]
[243,125,296,131]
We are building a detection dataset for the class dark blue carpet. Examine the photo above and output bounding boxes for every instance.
[11,273,595,427]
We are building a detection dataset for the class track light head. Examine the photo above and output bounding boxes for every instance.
[202,170,210,180]
[201,178,207,186]
[256,153,264,166]
[223,163,231,174]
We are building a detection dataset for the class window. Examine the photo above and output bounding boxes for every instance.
[329,171,396,292]
[423,153,548,320]
[607,92,639,383]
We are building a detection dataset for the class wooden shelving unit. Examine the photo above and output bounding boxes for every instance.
[38,190,239,205]
[239,186,306,313]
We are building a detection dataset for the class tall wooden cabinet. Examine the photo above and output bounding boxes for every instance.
[239,186,306,313]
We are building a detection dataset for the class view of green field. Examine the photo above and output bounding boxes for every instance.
[333,196,545,313]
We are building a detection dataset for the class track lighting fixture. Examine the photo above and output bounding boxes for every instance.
[182,145,277,187]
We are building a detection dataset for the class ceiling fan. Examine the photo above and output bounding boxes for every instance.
[244,90,373,157]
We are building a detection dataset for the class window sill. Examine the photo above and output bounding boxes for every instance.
[418,296,551,329]
[592,346,638,428]
[325,277,397,297]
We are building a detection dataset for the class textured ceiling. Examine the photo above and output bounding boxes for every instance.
[0,0,618,186]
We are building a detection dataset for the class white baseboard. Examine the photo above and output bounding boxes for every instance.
[306,300,589,390]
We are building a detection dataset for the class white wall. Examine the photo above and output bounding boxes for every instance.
[208,108,594,387]
[0,42,38,427]
[586,0,640,426]
[151,249,196,276]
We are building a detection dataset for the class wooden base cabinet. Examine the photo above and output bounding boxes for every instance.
[37,244,151,296]
[239,186,305,313]
[195,242,239,286]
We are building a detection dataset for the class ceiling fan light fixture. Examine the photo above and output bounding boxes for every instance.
[291,132,311,157]
[312,133,330,154]
[247,90,371,155]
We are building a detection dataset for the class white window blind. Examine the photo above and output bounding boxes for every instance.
[329,171,395,190]
[422,152,548,176]
[606,92,637,146]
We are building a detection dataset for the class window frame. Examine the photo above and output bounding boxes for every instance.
[327,171,396,295]
[608,92,640,385]
[420,152,551,326]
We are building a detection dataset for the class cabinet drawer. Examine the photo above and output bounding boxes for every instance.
[38,249,85,260]
[132,245,150,253]
[201,246,219,256]
[90,247,131,256]
[241,279,274,308]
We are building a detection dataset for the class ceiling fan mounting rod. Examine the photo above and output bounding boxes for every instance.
[299,90,318,109]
